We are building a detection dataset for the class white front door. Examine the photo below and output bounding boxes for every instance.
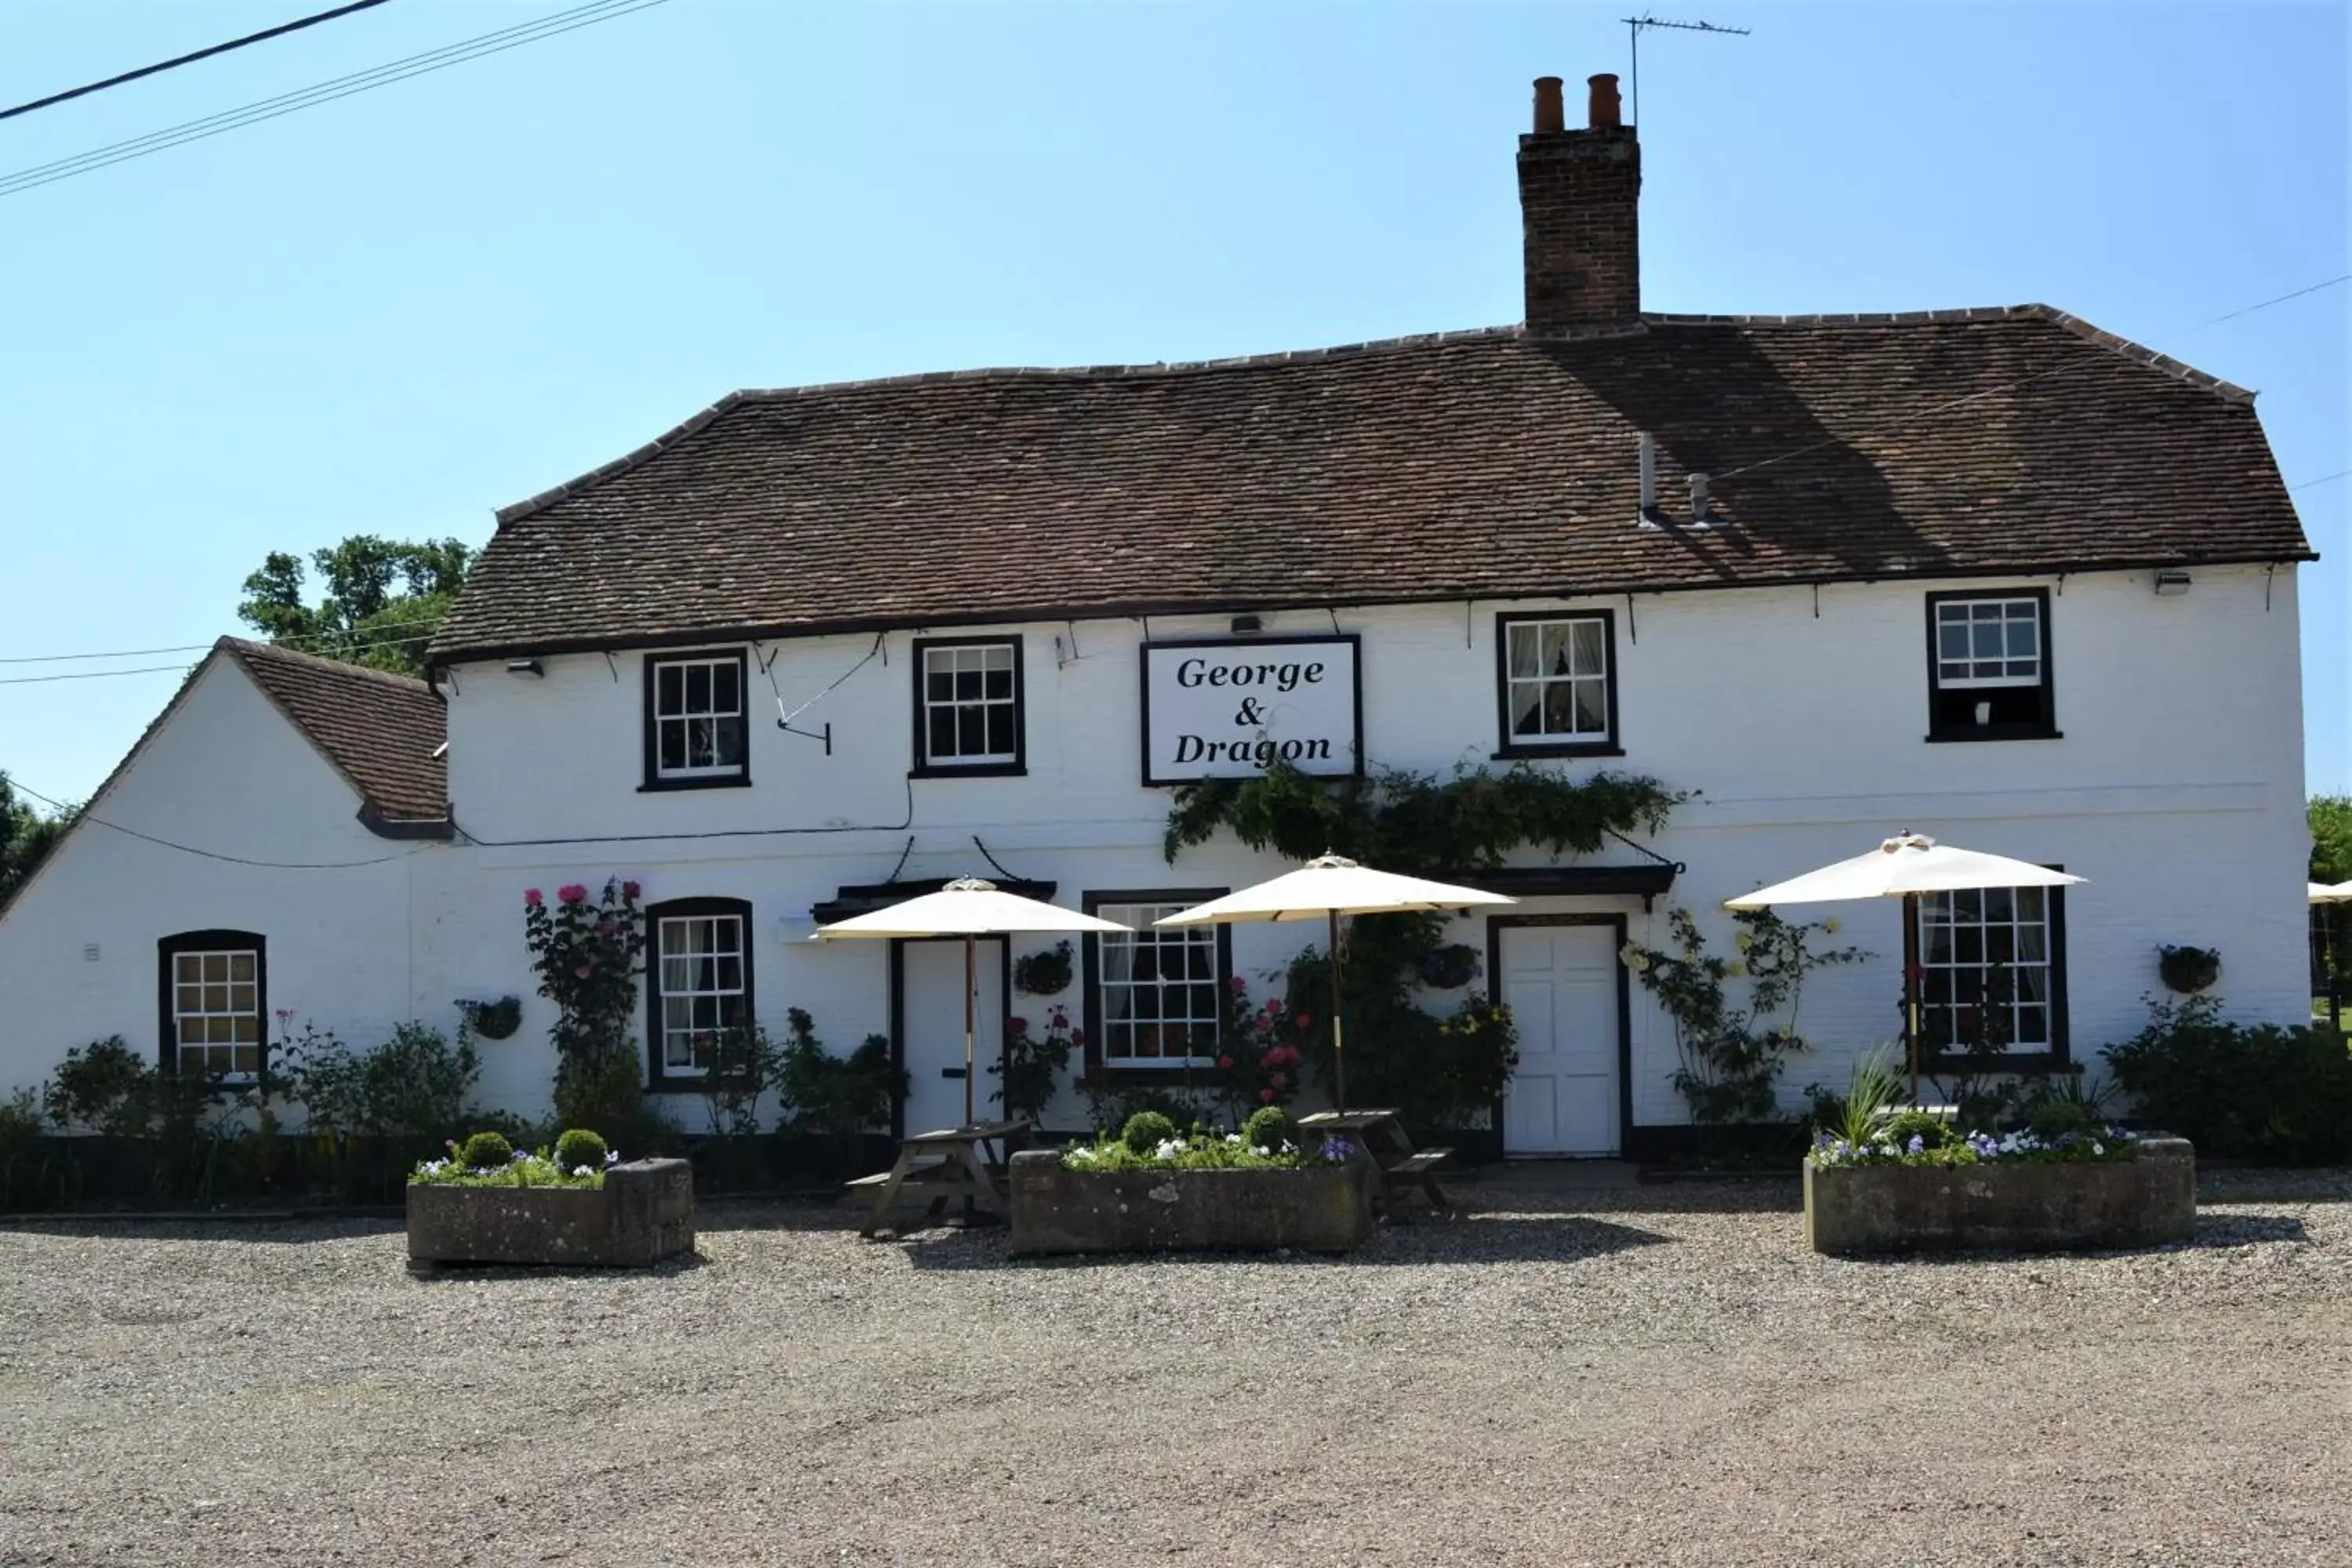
[1498,921,1622,1156]
[900,938,1005,1134]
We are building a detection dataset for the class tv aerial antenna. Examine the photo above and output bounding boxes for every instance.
[1622,14,1751,126]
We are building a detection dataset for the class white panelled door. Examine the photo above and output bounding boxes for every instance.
[1498,921,1622,1156]
[899,938,1006,1134]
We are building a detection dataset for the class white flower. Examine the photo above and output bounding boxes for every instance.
[2091,1142,2104,1156]
[1251,1146,1269,1158]
[604,1150,620,1166]
[1154,1138,1186,1160]
[572,1165,593,1178]
[1226,1134,1244,1145]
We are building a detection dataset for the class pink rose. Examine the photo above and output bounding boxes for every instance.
[1270,1072,1288,1089]
[1007,1017,1029,1037]
[524,887,543,907]
[1217,1054,1236,1070]
[1258,1087,1276,1104]
[1227,976,1247,993]
[1069,1027,1086,1047]
[621,880,641,900]
[557,883,588,904]
[575,963,593,978]
[1294,1013,1313,1033]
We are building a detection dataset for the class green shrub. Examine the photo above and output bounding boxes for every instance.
[1241,1104,1297,1152]
[2103,995,2352,1164]
[778,1011,906,1135]
[1882,1109,1953,1151]
[1121,1110,1178,1154]
[42,1036,153,1137]
[2026,1098,2093,1142]
[456,1131,514,1169]
[553,1128,608,1171]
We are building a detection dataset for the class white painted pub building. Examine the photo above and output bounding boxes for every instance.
[0,74,2317,1156]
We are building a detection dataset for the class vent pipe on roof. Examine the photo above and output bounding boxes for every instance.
[1690,472,1711,523]
[1638,432,1656,517]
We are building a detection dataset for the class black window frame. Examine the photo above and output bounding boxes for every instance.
[1493,608,1624,760]
[643,896,756,1092]
[1923,588,2061,743]
[156,929,267,1085]
[641,648,753,791]
[909,635,1027,779]
[1079,889,1233,1083]
[1915,872,2072,1075]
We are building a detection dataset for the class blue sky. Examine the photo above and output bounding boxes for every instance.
[2,1,2345,808]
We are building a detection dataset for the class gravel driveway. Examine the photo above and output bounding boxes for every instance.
[2,1171,2348,1567]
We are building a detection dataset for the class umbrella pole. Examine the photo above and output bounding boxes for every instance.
[1901,891,1921,1106]
[1328,907,1346,1115]
[963,932,976,1128]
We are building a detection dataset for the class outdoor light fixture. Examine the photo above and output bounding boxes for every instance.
[505,658,545,677]
[1230,614,1264,635]
[2153,571,2192,597]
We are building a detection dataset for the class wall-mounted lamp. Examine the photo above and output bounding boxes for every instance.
[1229,614,1264,635]
[505,658,545,677]
[2153,571,2192,597]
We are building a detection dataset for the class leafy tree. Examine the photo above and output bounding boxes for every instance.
[0,773,75,906]
[237,535,474,676]
[2311,795,2352,885]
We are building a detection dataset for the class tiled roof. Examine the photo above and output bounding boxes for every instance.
[223,639,448,823]
[430,306,2313,662]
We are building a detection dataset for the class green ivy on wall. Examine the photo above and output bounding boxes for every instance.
[1162,760,1685,1129]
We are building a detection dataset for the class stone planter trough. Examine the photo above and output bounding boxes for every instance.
[407,1157,695,1266]
[1804,1136,2194,1255]
[1008,1148,1374,1256]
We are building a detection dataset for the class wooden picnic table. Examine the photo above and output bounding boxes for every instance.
[849,1118,1035,1238]
[1296,1108,1452,1214]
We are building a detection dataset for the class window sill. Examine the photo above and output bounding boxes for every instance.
[1923,728,2062,745]
[639,774,753,793]
[909,763,1027,780]
[1492,742,1625,761]
[1920,1051,2071,1075]
[1091,1063,1220,1085]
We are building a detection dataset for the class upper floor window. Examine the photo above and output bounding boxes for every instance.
[1495,610,1619,757]
[1926,590,2058,742]
[645,898,753,1087]
[158,931,265,1080]
[1081,891,1230,1073]
[643,650,750,789]
[912,637,1025,775]
[1917,881,2068,1067]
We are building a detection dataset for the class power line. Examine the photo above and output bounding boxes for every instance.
[2291,469,2350,492]
[0,619,446,668]
[5,778,419,869]
[0,0,672,200]
[0,662,194,687]
[2200,274,2350,327]
[0,0,394,124]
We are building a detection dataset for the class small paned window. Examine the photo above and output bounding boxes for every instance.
[1926,593,2057,741]
[1496,612,1618,756]
[157,931,265,1080]
[645,652,749,786]
[1917,883,2068,1064]
[913,639,1024,773]
[1087,898,1227,1069]
[646,899,753,1085]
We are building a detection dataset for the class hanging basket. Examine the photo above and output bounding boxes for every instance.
[457,996,523,1040]
[2155,946,2220,995]
[1417,942,1482,991]
[1014,941,1075,998]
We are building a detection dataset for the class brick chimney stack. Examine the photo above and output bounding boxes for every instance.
[1518,72,1640,333]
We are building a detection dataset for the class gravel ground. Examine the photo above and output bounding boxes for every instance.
[2,1170,2349,1567]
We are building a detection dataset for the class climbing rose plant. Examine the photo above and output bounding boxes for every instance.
[522,878,648,1112]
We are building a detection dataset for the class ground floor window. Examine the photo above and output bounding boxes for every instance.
[158,931,265,1080]
[1917,883,2067,1062]
[646,898,753,1084]
[1082,892,1231,1071]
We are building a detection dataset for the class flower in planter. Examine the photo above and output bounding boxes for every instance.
[1319,1138,1352,1163]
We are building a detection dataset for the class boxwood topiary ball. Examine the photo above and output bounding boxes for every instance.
[553,1127,608,1171]
[1241,1104,1298,1152]
[457,1131,514,1169]
[1120,1110,1178,1155]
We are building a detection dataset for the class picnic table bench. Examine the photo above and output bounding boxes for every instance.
[1296,1108,1452,1214]
[848,1118,1034,1238]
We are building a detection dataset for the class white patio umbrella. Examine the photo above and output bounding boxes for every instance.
[813,878,1131,1127]
[1723,833,2086,1103]
[2310,882,2352,903]
[1156,854,1515,1112]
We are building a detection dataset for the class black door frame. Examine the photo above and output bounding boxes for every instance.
[887,935,1013,1138]
[1485,913,1634,1158]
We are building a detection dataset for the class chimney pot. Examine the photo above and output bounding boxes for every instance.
[1588,73,1622,130]
[1533,76,1565,134]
